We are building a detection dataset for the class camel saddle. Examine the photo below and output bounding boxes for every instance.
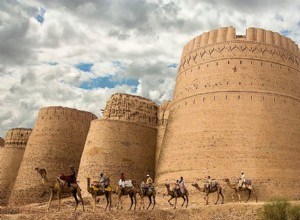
[57,177,77,189]
[124,180,133,187]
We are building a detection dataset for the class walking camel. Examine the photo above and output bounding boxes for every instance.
[35,167,84,212]
[224,178,257,203]
[138,186,156,210]
[86,177,112,211]
[115,180,139,210]
[191,182,224,205]
[164,183,189,209]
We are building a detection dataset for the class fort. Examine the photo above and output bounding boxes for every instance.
[8,106,97,206]
[0,128,32,205]
[1,27,300,206]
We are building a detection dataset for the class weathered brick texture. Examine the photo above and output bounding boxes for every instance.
[0,128,32,206]
[156,27,300,200]
[8,107,97,206]
[78,94,157,197]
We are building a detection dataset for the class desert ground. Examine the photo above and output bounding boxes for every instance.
[2,188,291,220]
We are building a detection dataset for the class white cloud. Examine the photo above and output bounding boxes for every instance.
[0,0,299,137]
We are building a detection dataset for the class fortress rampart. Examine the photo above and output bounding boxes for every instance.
[0,128,32,206]
[156,101,171,172]
[9,106,97,206]
[156,27,300,200]
[0,137,4,147]
[78,94,157,197]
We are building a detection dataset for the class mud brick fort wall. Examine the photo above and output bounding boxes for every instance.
[156,101,171,172]
[9,107,97,206]
[78,94,158,197]
[0,128,32,206]
[155,27,300,200]
[0,137,4,147]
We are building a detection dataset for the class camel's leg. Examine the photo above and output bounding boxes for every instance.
[147,196,152,210]
[129,194,133,211]
[47,190,54,212]
[204,194,209,205]
[78,189,84,212]
[72,190,79,212]
[185,195,189,208]
[168,197,174,206]
[41,190,47,198]
[181,196,186,206]
[237,192,241,203]
[245,189,251,203]
[140,195,144,210]
[220,190,224,204]
[133,194,137,211]
[109,193,112,211]
[152,195,156,210]
[215,191,220,205]
[174,197,177,209]
[231,190,237,202]
[93,195,96,212]
[57,192,61,211]
[105,194,109,211]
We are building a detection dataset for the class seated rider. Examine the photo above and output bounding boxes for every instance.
[118,173,125,191]
[143,174,153,194]
[178,176,186,194]
[205,176,212,190]
[99,172,106,192]
[239,171,245,188]
[174,179,180,194]
[67,165,76,187]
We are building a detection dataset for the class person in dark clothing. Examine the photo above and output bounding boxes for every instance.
[68,165,76,187]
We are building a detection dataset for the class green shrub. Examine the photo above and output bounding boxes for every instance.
[287,204,300,220]
[260,197,290,220]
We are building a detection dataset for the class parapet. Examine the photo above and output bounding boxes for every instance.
[4,128,32,148]
[102,93,158,127]
[181,27,300,58]
[38,106,97,121]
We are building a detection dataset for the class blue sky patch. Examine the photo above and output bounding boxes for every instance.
[80,75,139,90]
[75,63,94,72]
[281,30,292,36]
[168,63,178,68]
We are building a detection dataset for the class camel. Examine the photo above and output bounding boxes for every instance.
[224,178,257,203]
[35,168,84,212]
[86,177,112,211]
[115,180,139,210]
[164,183,189,209]
[138,185,156,210]
[191,182,224,205]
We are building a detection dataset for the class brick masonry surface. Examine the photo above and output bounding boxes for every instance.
[155,27,300,200]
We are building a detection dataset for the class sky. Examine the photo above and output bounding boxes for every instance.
[0,0,299,138]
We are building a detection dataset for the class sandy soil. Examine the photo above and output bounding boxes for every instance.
[1,192,268,220]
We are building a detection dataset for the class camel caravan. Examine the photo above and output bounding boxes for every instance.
[35,167,257,212]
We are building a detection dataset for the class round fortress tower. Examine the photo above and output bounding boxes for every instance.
[0,128,32,206]
[156,27,300,200]
[77,93,158,196]
[9,106,97,206]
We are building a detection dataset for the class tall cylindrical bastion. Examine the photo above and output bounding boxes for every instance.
[9,106,97,206]
[77,93,158,197]
[156,27,300,200]
[0,128,32,206]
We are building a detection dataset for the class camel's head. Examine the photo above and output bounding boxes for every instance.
[191,183,198,187]
[165,183,170,188]
[224,178,229,182]
[87,177,90,180]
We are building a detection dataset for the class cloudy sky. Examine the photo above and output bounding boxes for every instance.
[0,0,299,138]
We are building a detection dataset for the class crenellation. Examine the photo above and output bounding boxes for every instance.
[102,93,158,127]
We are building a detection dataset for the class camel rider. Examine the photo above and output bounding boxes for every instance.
[239,171,245,188]
[146,174,153,186]
[174,179,180,195]
[99,172,105,192]
[68,165,76,187]
[118,173,125,190]
[178,176,186,194]
[206,176,212,190]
